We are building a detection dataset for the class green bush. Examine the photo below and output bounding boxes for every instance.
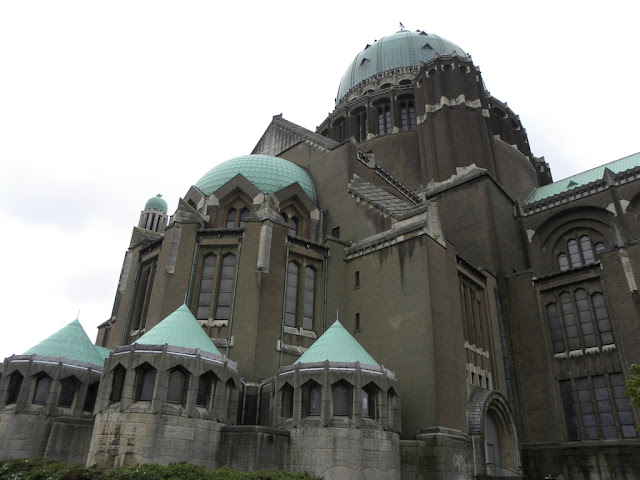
[0,459,321,480]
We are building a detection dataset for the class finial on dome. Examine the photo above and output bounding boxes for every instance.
[399,22,405,30]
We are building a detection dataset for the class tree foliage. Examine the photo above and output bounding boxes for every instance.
[625,364,640,409]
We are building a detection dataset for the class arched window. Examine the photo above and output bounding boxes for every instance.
[196,372,215,409]
[592,293,613,345]
[285,262,299,327]
[215,254,236,320]
[378,105,391,135]
[32,374,51,405]
[58,377,77,408]
[196,254,217,321]
[546,303,564,354]
[226,208,237,228]
[135,363,156,402]
[110,364,126,403]
[574,289,596,348]
[579,235,595,264]
[289,217,298,237]
[558,253,569,271]
[567,240,581,268]
[400,99,416,131]
[559,292,580,351]
[362,383,379,419]
[302,267,315,330]
[595,242,605,254]
[353,110,367,142]
[303,381,322,417]
[239,207,250,226]
[5,371,23,405]
[332,381,351,417]
[166,368,188,405]
[83,382,99,413]
[281,384,294,418]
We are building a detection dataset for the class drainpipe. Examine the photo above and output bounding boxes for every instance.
[279,241,291,367]
[121,255,141,346]
[226,237,243,357]
[322,251,329,333]
[255,382,263,425]
[185,237,200,306]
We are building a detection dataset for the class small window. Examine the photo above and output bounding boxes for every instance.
[355,313,361,332]
[568,240,582,268]
[331,227,340,238]
[135,364,156,402]
[196,372,215,409]
[362,383,379,419]
[289,217,298,237]
[558,253,569,271]
[166,368,188,405]
[110,364,126,403]
[354,271,360,288]
[378,105,391,135]
[594,242,605,253]
[33,374,51,405]
[83,382,99,413]
[58,377,77,408]
[580,235,595,265]
[332,381,351,417]
[5,371,23,405]
[239,208,250,226]
[281,384,294,418]
[226,208,237,228]
[303,381,322,417]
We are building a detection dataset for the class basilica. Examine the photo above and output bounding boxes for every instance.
[1,28,639,479]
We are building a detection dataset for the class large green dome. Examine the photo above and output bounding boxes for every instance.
[337,29,466,104]
[195,154,318,203]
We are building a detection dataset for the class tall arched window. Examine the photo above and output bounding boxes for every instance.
[303,267,315,330]
[559,292,580,351]
[196,372,216,409]
[215,254,236,320]
[196,254,217,321]
[354,110,367,142]
[281,384,294,418]
[546,303,564,354]
[285,262,299,327]
[592,293,613,345]
[303,381,322,417]
[567,240,581,268]
[574,289,596,348]
[400,99,416,131]
[378,105,391,134]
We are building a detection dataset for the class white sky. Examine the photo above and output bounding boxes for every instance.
[1,0,638,361]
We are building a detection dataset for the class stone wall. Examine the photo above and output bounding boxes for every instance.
[289,424,400,480]
[44,418,95,463]
[218,425,290,471]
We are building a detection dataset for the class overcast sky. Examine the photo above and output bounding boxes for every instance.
[1,0,638,361]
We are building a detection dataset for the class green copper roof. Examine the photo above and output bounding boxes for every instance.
[145,194,168,213]
[337,29,466,104]
[135,304,221,355]
[295,320,379,366]
[95,345,112,361]
[525,152,640,204]
[194,154,318,204]
[23,319,106,367]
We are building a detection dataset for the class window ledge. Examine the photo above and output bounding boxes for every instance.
[602,343,617,352]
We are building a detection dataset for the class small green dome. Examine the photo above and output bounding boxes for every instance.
[337,29,466,104]
[195,154,318,203]
[145,194,168,213]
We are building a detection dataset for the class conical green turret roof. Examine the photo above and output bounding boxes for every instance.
[135,304,221,355]
[295,320,379,366]
[23,319,107,367]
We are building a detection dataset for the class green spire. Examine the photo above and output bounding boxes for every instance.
[23,319,106,367]
[135,304,221,355]
[295,320,379,366]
